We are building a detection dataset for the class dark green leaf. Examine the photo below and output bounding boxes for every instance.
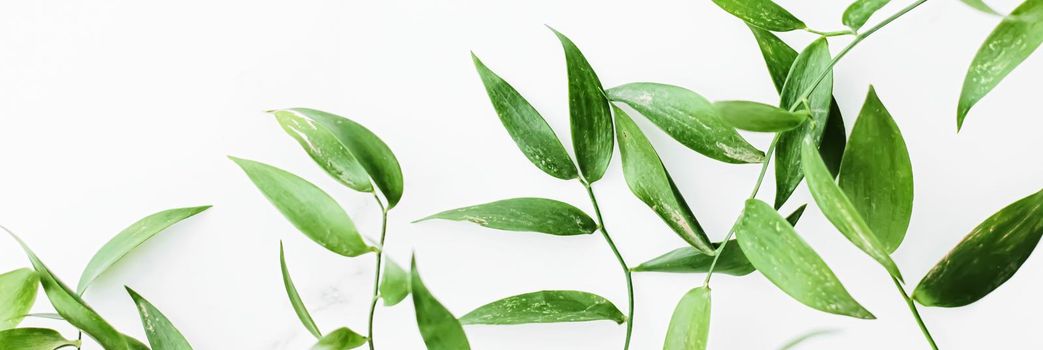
[663,287,710,350]
[310,327,367,350]
[748,25,798,93]
[632,241,754,276]
[913,189,1043,307]
[415,198,596,236]
[280,243,322,338]
[459,290,624,325]
[380,257,410,307]
[0,328,79,349]
[272,110,373,193]
[411,256,470,350]
[126,287,192,350]
[819,98,847,179]
[551,28,613,183]
[785,204,808,227]
[714,100,808,132]
[710,0,807,31]
[0,268,38,330]
[843,0,891,31]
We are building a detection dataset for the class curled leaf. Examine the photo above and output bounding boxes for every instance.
[0,268,38,330]
[280,243,322,338]
[663,287,710,350]
[415,198,596,236]
[710,0,807,32]
[551,28,613,183]
[126,287,193,349]
[460,290,624,325]
[632,242,754,276]
[412,256,470,350]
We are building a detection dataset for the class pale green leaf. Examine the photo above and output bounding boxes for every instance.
[380,257,410,307]
[280,243,322,338]
[632,241,754,276]
[127,287,193,350]
[843,0,891,31]
[272,110,372,193]
[310,327,367,350]
[711,0,807,31]
[0,328,79,350]
[663,287,710,350]
[714,100,808,132]
[415,198,596,236]
[0,269,38,330]
[459,290,624,325]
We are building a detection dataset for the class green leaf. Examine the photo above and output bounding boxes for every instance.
[801,135,903,281]
[785,204,809,227]
[735,199,874,319]
[613,105,715,255]
[126,287,193,350]
[913,189,1043,307]
[231,157,374,257]
[956,0,1043,130]
[632,241,754,276]
[272,110,373,193]
[459,290,624,325]
[24,313,63,321]
[838,87,912,253]
[842,0,891,31]
[959,0,1004,16]
[280,243,322,338]
[710,0,807,32]
[0,328,79,350]
[819,98,847,179]
[748,25,798,93]
[411,256,470,350]
[310,327,367,350]
[380,257,410,307]
[774,38,834,209]
[280,108,404,208]
[550,28,613,183]
[714,100,808,132]
[607,83,764,164]
[415,198,596,236]
[663,287,710,350]
[0,268,38,330]
[471,53,579,180]
[77,206,211,295]
[123,335,150,350]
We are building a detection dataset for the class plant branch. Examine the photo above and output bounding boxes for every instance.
[367,193,389,350]
[893,276,940,349]
[583,182,634,350]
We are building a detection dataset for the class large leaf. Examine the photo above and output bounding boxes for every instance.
[748,25,798,93]
[0,268,38,330]
[714,100,808,132]
[411,256,470,350]
[282,108,404,207]
[471,53,578,180]
[842,0,892,31]
[913,189,1043,307]
[551,28,613,183]
[415,198,596,236]
[310,327,367,350]
[819,98,847,179]
[380,257,410,307]
[838,87,912,253]
[272,110,372,193]
[280,243,322,338]
[613,105,715,255]
[710,0,806,32]
[232,157,374,257]
[77,206,211,295]
[126,287,193,350]
[0,328,79,349]
[802,135,903,280]
[956,0,1043,130]
[607,83,764,164]
[459,290,624,325]
[663,287,711,350]
[735,199,874,319]
[632,241,754,276]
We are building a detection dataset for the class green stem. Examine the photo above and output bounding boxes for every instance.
[805,28,855,37]
[893,276,940,349]
[583,182,634,350]
[367,193,389,350]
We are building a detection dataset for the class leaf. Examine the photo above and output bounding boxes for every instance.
[272,110,373,193]
[801,135,903,280]
[415,198,596,236]
[77,206,211,295]
[838,87,913,253]
[710,0,807,32]
[0,268,38,330]
[735,199,874,319]
[748,25,798,93]
[959,0,1004,16]
[613,106,715,255]
[471,53,579,180]
[459,291,624,325]
[774,38,834,209]
[714,100,808,132]
[126,287,193,350]
[124,335,150,350]
[663,287,710,350]
[607,83,764,164]
[0,328,80,350]
[24,313,63,321]
[551,28,613,183]
[380,257,410,307]
[632,241,754,276]
[819,98,847,179]
[310,327,367,350]
[913,189,1043,307]
[280,243,322,338]
[956,0,1043,130]
[785,204,809,227]
[411,256,470,350]
[843,0,891,31]
[231,157,374,257]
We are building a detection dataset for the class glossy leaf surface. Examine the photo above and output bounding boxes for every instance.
[381,257,410,306]
[710,0,806,31]
[310,327,367,350]
[459,290,624,325]
[272,110,372,193]
[416,198,595,236]
[714,100,808,132]
[663,287,710,350]
[749,25,798,93]
[552,28,613,183]
[127,287,193,350]
[412,256,470,350]
[0,328,79,350]
[843,0,891,30]
[0,268,38,330]
[632,242,754,276]
[280,243,322,338]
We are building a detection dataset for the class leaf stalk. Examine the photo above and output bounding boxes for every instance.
[582,182,634,350]
[367,193,390,350]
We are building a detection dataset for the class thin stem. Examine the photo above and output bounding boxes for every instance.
[583,182,634,350]
[892,276,940,349]
[367,193,389,350]
[805,28,855,37]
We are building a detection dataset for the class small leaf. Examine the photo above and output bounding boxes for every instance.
[632,242,754,276]
[471,53,578,180]
[310,327,367,350]
[913,189,1043,307]
[231,157,373,257]
[551,28,613,183]
[959,0,1004,16]
[710,0,807,32]
[785,204,809,227]
[613,106,715,255]
[748,25,798,93]
[735,199,874,319]
[411,255,470,350]
[0,328,80,350]
[272,110,373,193]
[956,0,1043,130]
[838,87,913,253]
[0,268,38,330]
[843,0,891,31]
[459,290,624,325]
[77,206,211,295]
[380,257,410,307]
[280,243,322,338]
[663,287,710,350]
[819,98,847,179]
[802,135,903,280]
[607,83,764,164]
[126,287,193,350]
[415,198,596,236]
[714,100,808,132]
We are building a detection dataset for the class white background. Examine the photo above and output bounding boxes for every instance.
[1,0,1041,349]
